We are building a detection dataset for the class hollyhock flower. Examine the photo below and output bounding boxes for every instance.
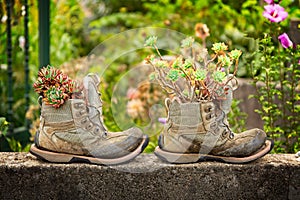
[264,0,274,4]
[278,33,293,48]
[263,4,288,23]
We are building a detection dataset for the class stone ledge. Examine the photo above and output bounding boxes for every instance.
[0,153,299,200]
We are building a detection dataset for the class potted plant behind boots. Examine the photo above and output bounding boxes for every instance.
[30,65,149,165]
[144,26,273,164]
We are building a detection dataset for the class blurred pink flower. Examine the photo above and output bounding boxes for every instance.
[264,0,274,4]
[126,88,140,100]
[263,4,288,23]
[126,99,144,119]
[278,33,293,48]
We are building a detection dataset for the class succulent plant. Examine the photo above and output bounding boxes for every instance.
[144,24,242,102]
[33,65,80,108]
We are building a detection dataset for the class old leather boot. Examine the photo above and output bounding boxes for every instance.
[155,95,273,164]
[30,74,149,165]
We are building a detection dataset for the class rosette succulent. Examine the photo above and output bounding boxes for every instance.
[33,65,80,108]
[144,25,242,102]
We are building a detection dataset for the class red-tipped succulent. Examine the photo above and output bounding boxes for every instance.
[33,65,80,108]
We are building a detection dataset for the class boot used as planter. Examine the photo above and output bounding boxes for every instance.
[30,66,148,165]
[145,31,273,164]
[154,96,273,164]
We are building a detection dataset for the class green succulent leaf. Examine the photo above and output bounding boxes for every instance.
[194,69,207,80]
[171,57,183,69]
[212,71,226,83]
[144,36,158,47]
[212,42,228,53]
[155,60,168,68]
[183,59,193,69]
[181,37,194,48]
[167,70,180,82]
[218,55,232,67]
[229,49,242,60]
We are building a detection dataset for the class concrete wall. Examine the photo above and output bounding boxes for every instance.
[234,78,264,129]
[0,153,299,200]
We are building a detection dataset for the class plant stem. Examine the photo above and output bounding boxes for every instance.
[153,45,163,60]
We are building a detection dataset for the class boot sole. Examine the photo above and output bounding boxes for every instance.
[154,139,273,164]
[30,136,149,165]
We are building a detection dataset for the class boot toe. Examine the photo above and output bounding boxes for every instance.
[89,127,144,159]
[214,128,267,157]
[232,128,267,157]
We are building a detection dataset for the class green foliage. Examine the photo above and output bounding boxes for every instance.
[247,0,300,153]
[88,0,300,78]
[227,99,247,133]
[250,36,300,153]
[0,117,9,136]
[0,0,87,151]
[0,117,30,152]
[5,137,31,152]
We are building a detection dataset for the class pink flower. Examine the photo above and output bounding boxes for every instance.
[278,33,293,48]
[263,4,288,23]
[264,0,274,4]
[126,88,140,100]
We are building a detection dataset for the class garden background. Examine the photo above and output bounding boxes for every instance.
[0,0,299,153]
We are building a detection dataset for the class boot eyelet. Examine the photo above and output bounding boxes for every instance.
[74,103,84,109]
[94,127,100,133]
[103,131,108,138]
[206,114,213,120]
[86,123,93,130]
[204,106,212,113]
[79,110,86,115]
[81,119,87,124]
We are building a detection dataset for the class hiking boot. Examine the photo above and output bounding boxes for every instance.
[30,74,149,165]
[154,95,273,164]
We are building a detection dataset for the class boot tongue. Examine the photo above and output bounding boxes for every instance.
[219,85,233,115]
[83,73,106,131]
[83,73,102,109]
